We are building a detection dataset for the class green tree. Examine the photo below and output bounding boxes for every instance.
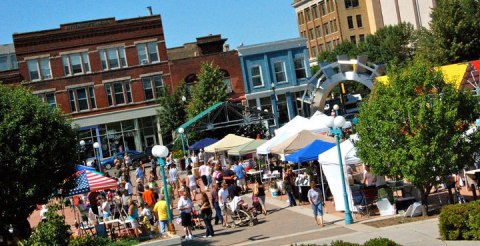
[0,85,77,241]
[186,62,228,119]
[157,82,187,136]
[416,0,480,65]
[356,62,480,211]
[21,204,70,246]
[359,22,416,67]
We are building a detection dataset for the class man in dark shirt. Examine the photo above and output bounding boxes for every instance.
[223,165,235,185]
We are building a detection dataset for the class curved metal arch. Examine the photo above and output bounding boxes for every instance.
[301,55,385,115]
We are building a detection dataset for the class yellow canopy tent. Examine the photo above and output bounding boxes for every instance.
[204,134,254,153]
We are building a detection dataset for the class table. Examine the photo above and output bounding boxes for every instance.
[100,219,122,239]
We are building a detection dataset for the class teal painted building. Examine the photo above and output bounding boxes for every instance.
[237,38,311,127]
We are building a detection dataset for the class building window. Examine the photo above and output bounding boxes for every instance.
[327,42,332,51]
[312,46,318,57]
[315,26,322,38]
[329,0,335,11]
[36,93,57,108]
[319,44,325,52]
[142,75,163,100]
[27,58,51,81]
[301,31,307,39]
[273,61,287,83]
[99,47,127,70]
[0,54,17,71]
[104,81,132,106]
[312,5,319,19]
[294,58,307,80]
[345,0,359,8]
[222,70,233,94]
[62,52,90,76]
[298,12,305,24]
[68,86,96,112]
[136,42,159,65]
[359,34,365,43]
[320,2,327,15]
[330,21,334,34]
[347,16,354,29]
[250,65,264,87]
[350,35,357,44]
[333,19,338,32]
[308,28,314,40]
[248,99,257,109]
[305,8,311,22]
[323,23,330,35]
[356,15,363,28]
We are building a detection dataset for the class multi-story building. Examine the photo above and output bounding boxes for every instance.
[168,34,245,103]
[9,15,171,160]
[237,38,311,127]
[292,0,436,63]
[366,0,436,33]
[0,43,21,83]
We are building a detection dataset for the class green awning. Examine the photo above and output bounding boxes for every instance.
[227,139,268,156]
[176,102,224,133]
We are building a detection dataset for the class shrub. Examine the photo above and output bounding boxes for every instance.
[364,237,401,246]
[330,241,361,246]
[69,235,111,246]
[439,200,480,240]
[21,204,71,246]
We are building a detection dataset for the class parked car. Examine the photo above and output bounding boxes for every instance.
[101,150,151,170]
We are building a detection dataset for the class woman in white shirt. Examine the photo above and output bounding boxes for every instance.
[363,165,376,187]
[178,191,194,241]
[187,170,197,201]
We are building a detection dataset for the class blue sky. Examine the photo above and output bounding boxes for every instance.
[0,0,299,49]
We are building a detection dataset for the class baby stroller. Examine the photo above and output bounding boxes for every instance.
[251,195,263,217]
[191,205,204,230]
[227,196,258,228]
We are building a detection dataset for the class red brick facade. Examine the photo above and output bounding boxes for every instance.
[168,35,245,102]
[12,15,171,118]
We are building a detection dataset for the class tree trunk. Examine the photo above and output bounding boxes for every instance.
[420,185,431,216]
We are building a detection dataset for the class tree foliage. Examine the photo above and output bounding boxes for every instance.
[356,62,480,209]
[186,62,228,119]
[21,204,70,246]
[157,82,187,135]
[317,22,416,68]
[0,85,77,240]
[416,0,480,65]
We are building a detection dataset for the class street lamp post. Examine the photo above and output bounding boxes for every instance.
[177,127,189,168]
[152,145,176,234]
[78,140,86,164]
[93,142,102,174]
[333,104,340,116]
[271,82,279,128]
[326,115,354,225]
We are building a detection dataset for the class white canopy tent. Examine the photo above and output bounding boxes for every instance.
[318,140,361,212]
[274,115,310,136]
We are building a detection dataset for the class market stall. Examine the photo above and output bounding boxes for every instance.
[204,134,254,153]
[227,139,267,156]
[188,137,218,151]
[270,130,335,156]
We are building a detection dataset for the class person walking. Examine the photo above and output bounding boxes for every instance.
[187,170,197,201]
[210,183,223,225]
[253,178,267,215]
[307,181,324,227]
[284,167,297,207]
[199,162,209,191]
[124,152,133,169]
[234,160,247,193]
[136,179,145,207]
[218,182,229,227]
[199,192,214,238]
[153,194,169,236]
[135,164,145,183]
[178,191,194,241]
[168,164,180,198]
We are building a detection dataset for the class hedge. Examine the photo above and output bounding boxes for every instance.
[439,200,480,240]
[294,237,401,246]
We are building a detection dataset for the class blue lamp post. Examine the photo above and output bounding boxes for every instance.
[326,115,354,225]
[93,142,102,174]
[152,145,176,234]
[333,104,340,116]
[177,127,189,168]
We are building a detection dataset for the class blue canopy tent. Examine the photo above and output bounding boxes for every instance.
[285,140,336,163]
[286,139,336,202]
[188,138,218,151]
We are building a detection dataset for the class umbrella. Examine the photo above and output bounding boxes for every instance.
[67,170,117,196]
[75,165,96,172]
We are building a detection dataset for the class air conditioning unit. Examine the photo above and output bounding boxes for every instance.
[141,59,148,65]
[44,74,52,79]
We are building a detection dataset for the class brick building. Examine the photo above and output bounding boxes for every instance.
[167,34,245,103]
[10,15,171,160]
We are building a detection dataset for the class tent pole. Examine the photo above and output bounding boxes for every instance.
[319,162,327,213]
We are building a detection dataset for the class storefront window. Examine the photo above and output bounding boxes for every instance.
[277,94,289,125]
